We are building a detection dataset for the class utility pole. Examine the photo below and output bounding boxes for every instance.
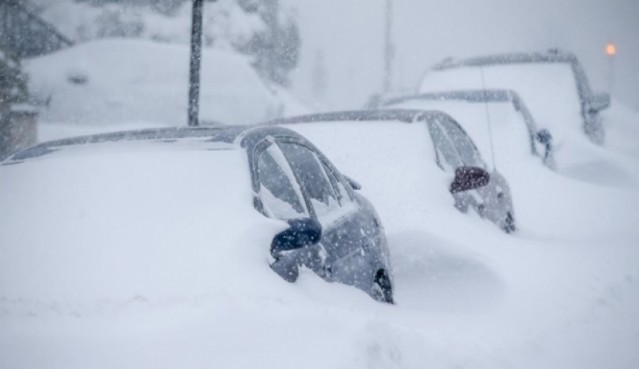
[383,0,393,94]
[188,0,206,127]
[265,0,280,84]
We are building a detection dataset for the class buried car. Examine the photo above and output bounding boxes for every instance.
[380,90,557,170]
[419,49,610,145]
[265,109,516,233]
[0,126,393,304]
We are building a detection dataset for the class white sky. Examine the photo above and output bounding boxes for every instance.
[291,0,639,111]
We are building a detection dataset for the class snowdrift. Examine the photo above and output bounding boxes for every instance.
[25,39,303,130]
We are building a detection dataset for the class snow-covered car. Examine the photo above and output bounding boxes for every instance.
[0,126,394,304]
[266,110,516,233]
[419,49,611,145]
[380,90,557,170]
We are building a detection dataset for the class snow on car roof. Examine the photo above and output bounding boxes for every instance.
[383,96,538,178]
[266,108,448,125]
[420,60,583,143]
[266,110,459,231]
[0,126,286,303]
[3,126,245,163]
[383,90,538,136]
[431,49,579,71]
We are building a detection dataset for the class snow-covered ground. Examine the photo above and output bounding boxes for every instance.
[2,37,639,369]
[2,105,638,368]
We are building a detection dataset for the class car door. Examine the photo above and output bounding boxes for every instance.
[254,140,326,283]
[275,139,385,296]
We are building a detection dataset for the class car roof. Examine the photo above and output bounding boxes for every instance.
[381,90,541,156]
[427,49,593,102]
[3,125,307,163]
[264,109,452,126]
[381,90,539,130]
[382,89,519,106]
[263,108,482,160]
[432,49,579,71]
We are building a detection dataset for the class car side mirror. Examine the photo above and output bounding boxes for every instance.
[588,92,611,113]
[271,218,322,257]
[270,218,322,283]
[536,129,556,169]
[343,175,362,191]
[537,128,553,145]
[449,166,490,193]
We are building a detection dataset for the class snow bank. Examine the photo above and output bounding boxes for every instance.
[1,124,638,368]
[603,100,639,158]
[25,39,285,128]
[2,86,639,369]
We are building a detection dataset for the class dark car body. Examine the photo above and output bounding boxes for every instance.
[2,126,393,303]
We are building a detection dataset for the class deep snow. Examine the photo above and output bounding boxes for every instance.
[2,105,639,368]
[2,33,639,369]
[25,39,307,133]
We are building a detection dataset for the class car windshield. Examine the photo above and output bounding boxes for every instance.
[420,63,582,142]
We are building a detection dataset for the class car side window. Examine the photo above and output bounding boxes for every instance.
[256,144,309,220]
[427,121,462,172]
[277,142,341,217]
[437,118,485,168]
[333,173,355,204]
[317,156,354,205]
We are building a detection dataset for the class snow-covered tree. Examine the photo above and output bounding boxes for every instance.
[237,0,300,86]
[0,49,33,159]
[32,0,301,86]
[0,50,29,115]
[311,50,327,102]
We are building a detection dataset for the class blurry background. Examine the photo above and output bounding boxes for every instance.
[13,0,639,112]
[293,0,639,110]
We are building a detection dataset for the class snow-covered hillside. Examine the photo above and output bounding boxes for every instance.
[25,39,306,140]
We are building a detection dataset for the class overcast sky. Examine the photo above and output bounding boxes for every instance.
[291,0,639,111]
